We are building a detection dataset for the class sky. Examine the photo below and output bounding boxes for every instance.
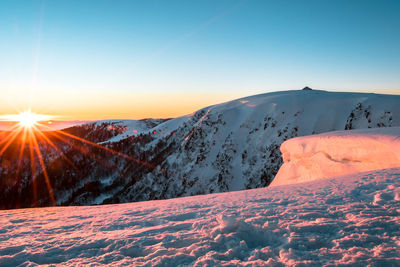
[0,0,399,120]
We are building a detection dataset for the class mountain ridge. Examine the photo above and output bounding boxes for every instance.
[1,89,400,209]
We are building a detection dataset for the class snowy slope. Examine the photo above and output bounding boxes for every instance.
[1,167,399,266]
[272,127,400,186]
[93,119,169,144]
[111,89,400,202]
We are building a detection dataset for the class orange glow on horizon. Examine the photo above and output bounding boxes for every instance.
[0,92,245,121]
[1,90,399,121]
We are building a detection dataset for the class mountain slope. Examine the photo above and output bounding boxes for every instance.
[1,89,400,208]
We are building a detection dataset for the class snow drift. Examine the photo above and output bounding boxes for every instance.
[271,127,400,186]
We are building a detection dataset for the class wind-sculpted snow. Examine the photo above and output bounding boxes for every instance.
[1,168,399,266]
[272,127,400,186]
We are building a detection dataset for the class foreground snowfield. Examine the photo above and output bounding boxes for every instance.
[1,167,399,266]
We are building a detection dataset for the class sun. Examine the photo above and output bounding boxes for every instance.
[0,110,53,129]
[17,110,41,128]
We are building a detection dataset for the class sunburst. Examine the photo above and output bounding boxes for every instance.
[0,110,163,208]
[0,110,53,129]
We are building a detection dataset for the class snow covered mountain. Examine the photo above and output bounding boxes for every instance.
[1,89,400,209]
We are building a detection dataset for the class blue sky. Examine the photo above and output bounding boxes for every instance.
[0,0,399,119]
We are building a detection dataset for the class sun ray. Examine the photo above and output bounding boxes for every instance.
[39,121,163,172]
[28,132,38,207]
[0,127,23,156]
[0,126,20,147]
[29,127,56,205]
[34,127,80,174]
[47,130,129,179]
[16,126,28,175]
[56,129,164,172]
[13,126,28,209]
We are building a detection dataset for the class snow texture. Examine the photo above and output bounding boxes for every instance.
[1,167,399,266]
[272,127,400,186]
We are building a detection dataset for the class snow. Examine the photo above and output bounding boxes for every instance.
[93,119,166,144]
[96,89,400,147]
[1,167,399,266]
[272,127,400,186]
